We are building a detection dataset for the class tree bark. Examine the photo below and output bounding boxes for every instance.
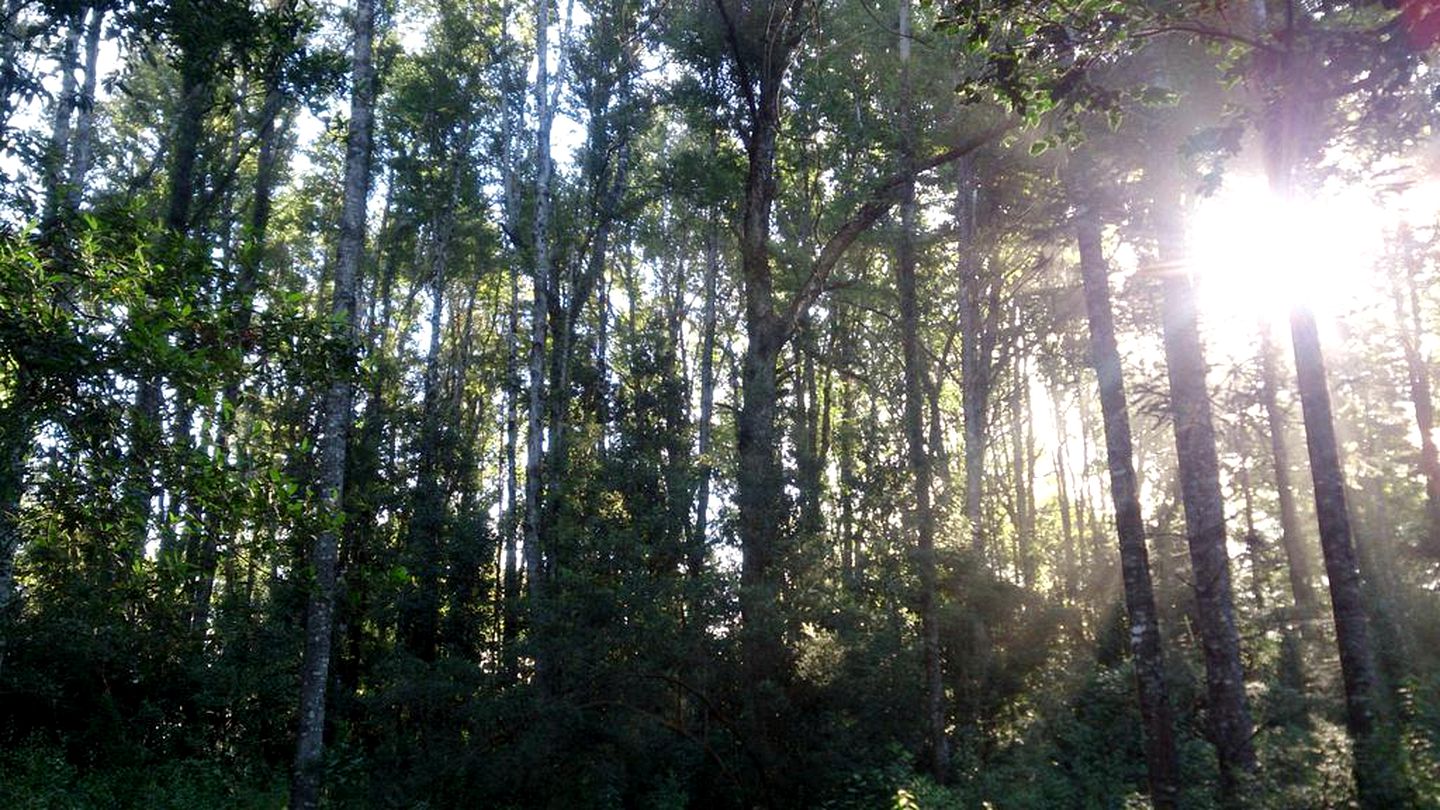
[1009,352,1035,588]
[524,0,557,626]
[290,0,374,804]
[1053,398,1078,604]
[1258,325,1320,629]
[895,0,947,778]
[166,58,208,234]
[403,174,459,662]
[1150,169,1257,794]
[1289,305,1393,806]
[41,10,81,226]
[692,211,719,581]
[957,157,989,555]
[0,376,31,680]
[63,4,103,216]
[498,0,524,677]
[1076,198,1179,809]
[1388,237,1440,557]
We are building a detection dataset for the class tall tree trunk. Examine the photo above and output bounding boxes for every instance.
[1053,398,1078,604]
[1076,198,1179,808]
[1238,465,1266,616]
[692,212,719,581]
[41,11,81,226]
[0,377,31,680]
[837,319,858,587]
[545,138,628,531]
[957,157,989,555]
[403,182,459,662]
[1388,239,1440,557]
[524,0,557,632]
[166,59,208,234]
[1150,169,1257,794]
[1258,324,1320,630]
[735,83,789,698]
[498,1,524,677]
[1263,44,1397,790]
[792,322,824,538]
[896,0,947,778]
[1009,352,1035,588]
[290,0,374,803]
[1289,305,1394,806]
[63,4,103,216]
[502,255,522,675]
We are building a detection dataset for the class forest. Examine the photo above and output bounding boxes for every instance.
[1,0,1439,806]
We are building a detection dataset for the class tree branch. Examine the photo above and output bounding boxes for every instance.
[779,124,1003,342]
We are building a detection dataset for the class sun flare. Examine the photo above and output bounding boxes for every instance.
[1188,177,1389,328]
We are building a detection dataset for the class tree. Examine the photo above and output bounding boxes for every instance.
[1147,146,1258,794]
[290,0,376,803]
[1072,159,1179,808]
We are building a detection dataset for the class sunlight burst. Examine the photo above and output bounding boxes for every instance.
[1189,177,1388,326]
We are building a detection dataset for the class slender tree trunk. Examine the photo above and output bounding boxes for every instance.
[1053,397,1078,604]
[502,257,522,674]
[1009,355,1035,588]
[736,98,788,690]
[166,60,208,234]
[0,381,30,680]
[838,329,857,586]
[1239,465,1266,616]
[957,158,988,555]
[1258,325,1320,629]
[403,180,459,662]
[692,212,719,580]
[1151,170,1257,794]
[41,11,81,226]
[524,0,556,624]
[545,139,628,529]
[792,323,824,538]
[63,5,103,216]
[1389,245,1440,557]
[498,2,524,677]
[1076,198,1179,808]
[290,0,374,803]
[896,0,947,777]
[1289,305,1394,806]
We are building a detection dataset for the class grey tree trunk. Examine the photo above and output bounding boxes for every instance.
[502,255,522,675]
[1388,241,1440,557]
[1151,170,1257,794]
[0,374,30,680]
[1075,197,1179,809]
[896,0,947,779]
[524,0,556,613]
[497,0,524,677]
[1009,351,1035,588]
[403,173,460,662]
[692,213,719,579]
[166,60,208,234]
[289,0,374,804]
[1258,325,1320,630]
[41,12,81,225]
[63,5,103,216]
[1053,416,1078,603]
[1289,305,1396,807]
[957,157,989,555]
